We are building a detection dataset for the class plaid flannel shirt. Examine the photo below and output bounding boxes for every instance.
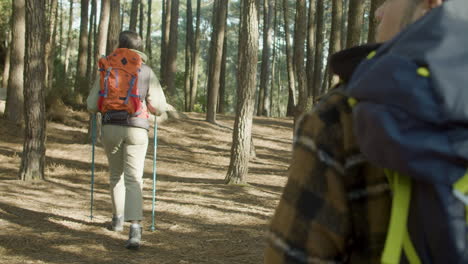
[265,89,392,264]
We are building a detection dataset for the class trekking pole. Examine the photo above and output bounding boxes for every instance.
[90,113,97,221]
[150,116,158,232]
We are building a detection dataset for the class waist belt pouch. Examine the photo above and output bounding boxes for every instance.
[103,110,130,123]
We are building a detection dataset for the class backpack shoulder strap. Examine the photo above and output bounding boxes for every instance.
[137,64,152,101]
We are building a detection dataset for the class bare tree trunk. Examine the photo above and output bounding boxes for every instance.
[189,0,202,111]
[96,0,110,61]
[306,0,315,104]
[86,0,97,85]
[184,0,194,112]
[346,0,365,48]
[225,0,259,185]
[313,0,324,98]
[258,0,274,117]
[64,0,73,75]
[342,0,349,48]
[74,0,89,100]
[107,0,121,54]
[282,0,296,117]
[44,0,58,91]
[293,0,308,119]
[160,0,172,88]
[269,0,278,116]
[218,31,227,114]
[328,0,343,88]
[206,0,229,123]
[165,0,179,95]
[368,0,385,43]
[20,0,47,181]
[139,0,144,37]
[129,0,139,32]
[2,31,11,89]
[4,0,25,123]
[146,0,153,60]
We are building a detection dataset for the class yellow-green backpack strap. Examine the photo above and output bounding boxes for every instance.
[453,170,468,224]
[381,170,421,264]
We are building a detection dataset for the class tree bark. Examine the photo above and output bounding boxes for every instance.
[96,0,110,61]
[306,0,315,104]
[218,30,228,114]
[2,31,11,90]
[86,0,97,85]
[44,0,58,91]
[189,0,202,111]
[74,0,89,99]
[313,0,324,99]
[293,0,308,119]
[20,0,47,181]
[139,0,144,37]
[184,0,194,112]
[328,0,343,89]
[346,0,366,48]
[160,0,172,88]
[368,0,385,43]
[4,0,25,123]
[225,0,259,185]
[282,0,296,117]
[146,0,152,60]
[64,0,73,75]
[206,0,229,123]
[129,0,139,32]
[107,0,121,54]
[165,0,179,95]
[258,0,274,117]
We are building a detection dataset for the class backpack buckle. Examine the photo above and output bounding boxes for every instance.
[453,189,468,206]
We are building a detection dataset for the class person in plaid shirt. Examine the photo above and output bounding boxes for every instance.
[265,0,447,263]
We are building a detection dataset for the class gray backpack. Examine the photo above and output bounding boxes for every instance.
[346,0,468,263]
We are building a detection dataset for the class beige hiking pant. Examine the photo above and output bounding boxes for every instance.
[102,125,148,221]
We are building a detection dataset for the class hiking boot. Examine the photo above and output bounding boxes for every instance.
[125,223,142,250]
[107,215,124,232]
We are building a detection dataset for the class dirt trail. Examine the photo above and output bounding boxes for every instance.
[0,110,292,264]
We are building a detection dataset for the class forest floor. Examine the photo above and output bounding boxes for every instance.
[0,94,293,264]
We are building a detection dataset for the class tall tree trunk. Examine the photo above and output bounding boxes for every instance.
[74,0,89,100]
[368,0,384,43]
[20,0,47,181]
[258,0,274,117]
[312,0,324,99]
[129,0,139,32]
[44,0,58,91]
[146,0,153,60]
[282,0,296,117]
[107,0,121,54]
[342,0,349,48]
[346,0,365,48]
[64,0,73,75]
[328,0,343,88]
[189,0,202,111]
[166,0,179,95]
[95,0,110,62]
[206,0,228,123]
[160,0,172,88]
[4,0,25,123]
[86,0,97,85]
[184,0,194,112]
[2,31,11,89]
[139,0,144,37]
[270,0,278,116]
[293,0,307,119]
[306,0,315,104]
[218,30,227,114]
[58,0,64,61]
[225,0,259,185]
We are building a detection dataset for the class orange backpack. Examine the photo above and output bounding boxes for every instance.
[97,48,143,115]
